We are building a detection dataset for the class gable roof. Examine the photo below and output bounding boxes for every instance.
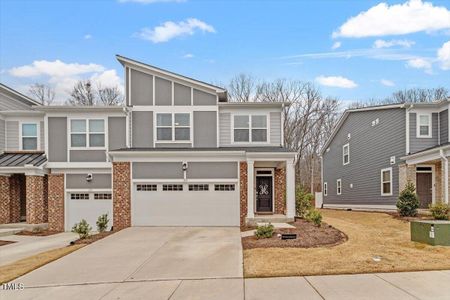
[0,83,42,107]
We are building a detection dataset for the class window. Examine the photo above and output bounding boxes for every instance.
[233,115,267,143]
[94,193,112,200]
[417,114,431,138]
[189,184,209,191]
[214,184,235,191]
[323,182,328,196]
[163,184,183,191]
[70,119,105,148]
[381,168,392,196]
[156,113,190,141]
[343,143,350,165]
[136,184,157,191]
[336,179,342,195]
[70,193,90,200]
[21,123,38,150]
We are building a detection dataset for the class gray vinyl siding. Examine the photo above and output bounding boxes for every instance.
[409,112,439,154]
[6,121,19,151]
[193,89,216,106]
[133,162,183,179]
[132,111,153,148]
[155,77,171,106]
[66,173,111,189]
[193,111,217,147]
[440,109,448,145]
[0,120,5,152]
[155,143,192,148]
[70,150,106,162]
[323,108,406,206]
[174,83,191,106]
[219,113,231,145]
[270,112,281,145]
[108,117,126,151]
[187,162,238,179]
[40,121,44,151]
[0,90,34,111]
[48,117,67,162]
[130,69,153,106]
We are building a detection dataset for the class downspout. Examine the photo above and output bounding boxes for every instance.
[439,149,448,204]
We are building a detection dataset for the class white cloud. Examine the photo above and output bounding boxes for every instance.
[315,75,358,89]
[406,58,432,73]
[437,40,450,70]
[84,34,93,40]
[380,79,395,87]
[9,60,104,78]
[183,53,194,59]
[333,0,450,38]
[135,18,215,43]
[373,39,415,49]
[118,0,185,3]
[331,41,342,50]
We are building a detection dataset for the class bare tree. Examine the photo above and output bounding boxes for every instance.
[227,73,256,102]
[97,85,123,106]
[28,83,55,105]
[67,80,96,106]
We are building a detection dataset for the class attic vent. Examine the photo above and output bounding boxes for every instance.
[371,118,380,126]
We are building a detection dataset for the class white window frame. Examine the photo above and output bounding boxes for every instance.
[381,167,393,196]
[323,182,328,196]
[336,179,342,195]
[69,118,106,150]
[342,143,350,165]
[19,122,39,151]
[231,114,269,144]
[155,112,192,143]
[416,113,432,138]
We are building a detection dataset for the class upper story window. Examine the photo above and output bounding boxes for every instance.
[381,168,392,196]
[343,143,350,165]
[21,123,38,150]
[417,113,432,138]
[233,115,267,143]
[70,119,105,148]
[156,113,190,142]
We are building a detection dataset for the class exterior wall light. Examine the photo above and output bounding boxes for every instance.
[182,163,188,171]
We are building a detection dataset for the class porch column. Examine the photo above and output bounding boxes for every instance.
[113,162,131,230]
[247,160,254,218]
[445,159,449,204]
[26,175,47,224]
[286,160,295,218]
[0,176,11,224]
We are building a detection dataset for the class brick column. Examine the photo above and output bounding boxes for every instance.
[435,161,443,201]
[239,162,248,227]
[274,167,286,214]
[398,163,416,193]
[0,176,11,224]
[113,162,131,230]
[9,174,22,223]
[48,174,65,231]
[26,175,47,224]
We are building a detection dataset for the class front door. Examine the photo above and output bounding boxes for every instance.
[416,173,432,208]
[256,176,273,212]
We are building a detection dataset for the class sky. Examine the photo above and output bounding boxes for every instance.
[1,0,450,103]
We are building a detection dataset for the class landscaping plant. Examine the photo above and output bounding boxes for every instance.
[307,209,322,227]
[295,187,314,218]
[96,213,110,232]
[396,181,419,217]
[72,219,92,239]
[255,223,274,239]
[429,202,450,220]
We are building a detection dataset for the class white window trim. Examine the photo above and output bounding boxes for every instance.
[323,182,328,196]
[231,113,270,144]
[68,118,107,150]
[19,122,40,151]
[336,179,342,195]
[342,143,350,165]
[381,167,393,196]
[154,112,193,143]
[416,113,432,138]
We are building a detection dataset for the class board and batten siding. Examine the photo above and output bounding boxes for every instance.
[322,108,406,206]
[409,112,439,154]
[48,117,67,162]
[439,109,448,145]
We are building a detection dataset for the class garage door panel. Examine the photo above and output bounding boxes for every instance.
[66,193,113,231]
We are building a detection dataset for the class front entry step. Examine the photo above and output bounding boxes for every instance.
[246,215,294,226]
[0,228,23,237]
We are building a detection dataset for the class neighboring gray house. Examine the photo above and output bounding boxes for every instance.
[0,55,297,231]
[321,102,450,210]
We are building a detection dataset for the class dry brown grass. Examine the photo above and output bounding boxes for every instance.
[244,209,450,277]
[0,245,84,284]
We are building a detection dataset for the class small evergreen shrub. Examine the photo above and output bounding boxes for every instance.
[307,209,322,227]
[295,187,313,218]
[255,223,274,239]
[397,182,419,217]
[72,219,92,239]
[429,202,450,220]
[96,213,110,232]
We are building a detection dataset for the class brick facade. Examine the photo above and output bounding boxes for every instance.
[26,175,47,224]
[0,176,10,224]
[113,162,131,230]
[239,162,248,227]
[9,174,22,223]
[48,174,65,231]
[274,167,286,214]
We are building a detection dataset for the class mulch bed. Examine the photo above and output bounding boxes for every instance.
[242,219,347,249]
[71,231,114,245]
[0,240,16,246]
[16,230,61,236]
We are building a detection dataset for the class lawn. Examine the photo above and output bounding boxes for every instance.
[243,209,450,277]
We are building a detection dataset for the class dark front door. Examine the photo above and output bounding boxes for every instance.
[416,173,432,208]
[256,176,273,212]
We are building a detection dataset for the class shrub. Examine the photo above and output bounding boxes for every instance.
[397,181,419,217]
[295,187,314,218]
[307,209,322,227]
[255,223,274,239]
[72,219,92,239]
[429,202,450,220]
[96,213,110,232]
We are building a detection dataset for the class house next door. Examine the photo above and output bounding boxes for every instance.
[256,176,273,212]
[416,173,432,208]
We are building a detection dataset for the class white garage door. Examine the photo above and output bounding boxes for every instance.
[66,192,113,231]
[132,183,239,226]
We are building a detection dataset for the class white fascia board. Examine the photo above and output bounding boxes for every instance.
[109,151,246,162]
[245,152,297,160]
[0,166,47,176]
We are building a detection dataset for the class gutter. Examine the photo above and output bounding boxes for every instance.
[440,149,449,204]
